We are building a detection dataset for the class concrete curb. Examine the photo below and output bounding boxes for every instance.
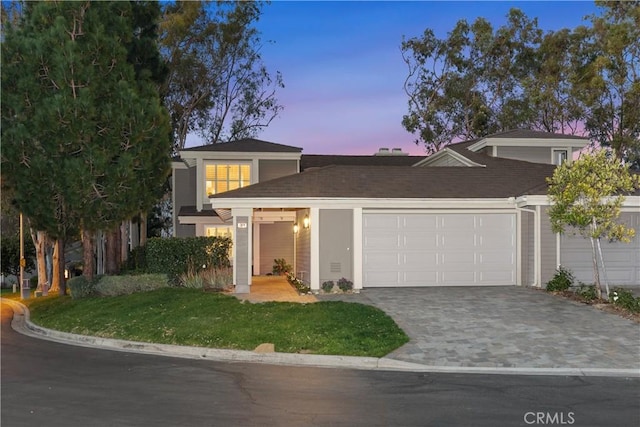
[3,298,638,378]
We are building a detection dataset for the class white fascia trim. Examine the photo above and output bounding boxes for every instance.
[172,160,188,170]
[468,137,590,152]
[178,151,301,163]
[211,198,519,210]
[517,195,640,208]
[178,215,228,225]
[412,148,486,167]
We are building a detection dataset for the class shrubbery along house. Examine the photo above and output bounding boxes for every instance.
[172,130,640,293]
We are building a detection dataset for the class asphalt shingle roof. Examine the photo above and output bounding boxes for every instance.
[300,154,426,170]
[210,156,556,200]
[180,138,302,153]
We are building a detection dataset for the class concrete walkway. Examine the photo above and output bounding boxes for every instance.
[318,287,640,371]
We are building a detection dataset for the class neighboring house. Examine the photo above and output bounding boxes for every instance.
[172,130,640,293]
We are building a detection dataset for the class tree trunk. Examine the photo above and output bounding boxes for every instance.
[54,238,66,296]
[589,236,601,299]
[595,237,610,298]
[120,221,128,264]
[30,229,48,291]
[48,238,65,295]
[82,229,95,281]
[140,213,147,246]
[105,227,121,275]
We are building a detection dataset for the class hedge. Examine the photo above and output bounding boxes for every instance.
[146,236,231,279]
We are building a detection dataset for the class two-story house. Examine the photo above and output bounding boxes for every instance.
[172,130,640,293]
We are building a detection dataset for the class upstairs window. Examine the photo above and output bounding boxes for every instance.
[205,163,251,196]
[553,149,568,165]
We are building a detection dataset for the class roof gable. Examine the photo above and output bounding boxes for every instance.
[412,148,485,168]
[181,138,302,153]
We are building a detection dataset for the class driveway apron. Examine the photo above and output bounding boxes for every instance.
[319,287,640,369]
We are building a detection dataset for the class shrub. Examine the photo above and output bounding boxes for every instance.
[178,267,232,291]
[146,236,231,281]
[286,272,310,294]
[68,275,99,299]
[337,277,353,292]
[178,270,205,289]
[575,283,597,302]
[94,274,169,297]
[546,266,574,292]
[609,288,640,313]
[122,245,147,273]
[272,258,292,275]
[321,280,335,293]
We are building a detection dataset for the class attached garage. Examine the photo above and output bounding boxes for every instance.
[363,212,517,287]
[560,212,640,286]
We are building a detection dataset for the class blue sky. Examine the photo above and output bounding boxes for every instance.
[209,1,601,155]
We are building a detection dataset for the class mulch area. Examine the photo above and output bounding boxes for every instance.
[550,290,640,324]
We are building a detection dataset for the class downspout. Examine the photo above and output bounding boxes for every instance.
[516,205,539,287]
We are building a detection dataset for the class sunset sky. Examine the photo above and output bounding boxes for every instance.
[191,1,601,155]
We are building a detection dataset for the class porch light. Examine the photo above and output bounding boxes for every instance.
[303,215,310,229]
[293,223,299,234]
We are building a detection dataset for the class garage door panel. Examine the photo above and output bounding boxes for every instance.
[441,233,476,249]
[479,270,515,284]
[404,271,438,286]
[364,271,399,287]
[364,233,399,249]
[403,232,438,249]
[441,271,476,284]
[560,213,640,286]
[363,213,516,287]
[403,215,438,229]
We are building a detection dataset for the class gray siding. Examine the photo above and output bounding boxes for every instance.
[295,210,311,283]
[319,209,353,284]
[174,167,197,237]
[540,211,558,285]
[520,210,535,286]
[496,146,551,164]
[259,222,294,275]
[259,159,298,182]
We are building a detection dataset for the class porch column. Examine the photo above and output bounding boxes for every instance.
[233,208,253,293]
[353,208,363,291]
[310,207,320,291]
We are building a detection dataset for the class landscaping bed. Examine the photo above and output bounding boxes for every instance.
[23,288,409,357]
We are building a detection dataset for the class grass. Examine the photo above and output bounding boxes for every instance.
[23,288,409,357]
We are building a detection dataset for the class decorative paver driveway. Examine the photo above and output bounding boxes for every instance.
[319,287,640,369]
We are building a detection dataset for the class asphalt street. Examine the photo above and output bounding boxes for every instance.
[2,303,639,427]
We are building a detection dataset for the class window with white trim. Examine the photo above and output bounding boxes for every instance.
[205,163,251,197]
[553,149,568,165]
[205,226,233,262]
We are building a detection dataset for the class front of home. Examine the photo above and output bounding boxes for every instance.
[172,130,640,293]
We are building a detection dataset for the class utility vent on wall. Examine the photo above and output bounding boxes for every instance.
[330,262,342,273]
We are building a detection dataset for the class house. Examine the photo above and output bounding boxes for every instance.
[172,130,640,293]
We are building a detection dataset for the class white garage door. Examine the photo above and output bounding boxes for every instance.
[363,213,516,287]
[560,213,640,285]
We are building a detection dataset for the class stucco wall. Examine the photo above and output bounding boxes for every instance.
[259,222,294,275]
[319,209,353,284]
[520,210,535,286]
[496,146,551,164]
[540,210,558,285]
[174,167,196,237]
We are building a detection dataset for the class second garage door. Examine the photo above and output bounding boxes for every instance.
[363,213,516,287]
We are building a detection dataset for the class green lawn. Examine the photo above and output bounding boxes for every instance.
[23,288,409,357]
